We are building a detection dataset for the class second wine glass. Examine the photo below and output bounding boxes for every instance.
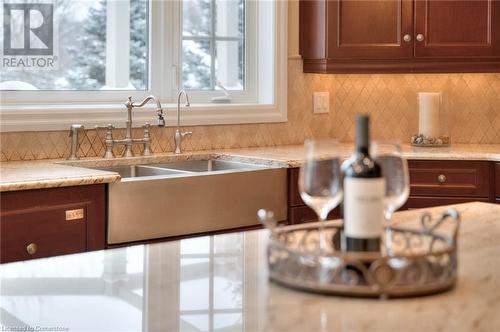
[371,141,410,221]
[299,140,343,252]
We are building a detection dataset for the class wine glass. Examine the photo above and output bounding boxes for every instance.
[299,140,343,252]
[371,141,410,221]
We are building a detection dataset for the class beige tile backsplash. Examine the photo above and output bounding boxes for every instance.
[1,59,500,161]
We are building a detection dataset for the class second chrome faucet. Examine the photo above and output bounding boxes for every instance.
[174,90,192,154]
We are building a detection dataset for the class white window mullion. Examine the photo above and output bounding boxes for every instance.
[150,0,175,102]
[105,0,130,89]
[210,0,217,90]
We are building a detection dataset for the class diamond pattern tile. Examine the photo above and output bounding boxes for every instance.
[1,59,499,161]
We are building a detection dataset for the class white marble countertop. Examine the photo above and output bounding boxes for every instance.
[0,202,499,331]
[1,143,499,192]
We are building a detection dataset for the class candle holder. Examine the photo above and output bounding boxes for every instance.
[411,92,450,147]
[260,209,460,298]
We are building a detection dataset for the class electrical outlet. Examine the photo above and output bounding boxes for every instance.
[313,92,329,114]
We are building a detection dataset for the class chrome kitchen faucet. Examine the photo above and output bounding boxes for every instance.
[174,90,192,154]
[93,95,165,158]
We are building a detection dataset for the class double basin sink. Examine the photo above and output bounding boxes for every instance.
[96,159,265,179]
[90,159,287,244]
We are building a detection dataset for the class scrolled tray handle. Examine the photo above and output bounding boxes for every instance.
[420,208,461,243]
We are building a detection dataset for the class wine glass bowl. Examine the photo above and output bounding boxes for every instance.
[371,141,410,221]
[299,140,343,252]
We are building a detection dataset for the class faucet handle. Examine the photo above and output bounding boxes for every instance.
[142,123,151,138]
[95,124,115,142]
[95,124,115,159]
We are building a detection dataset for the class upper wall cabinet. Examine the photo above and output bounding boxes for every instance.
[299,0,500,73]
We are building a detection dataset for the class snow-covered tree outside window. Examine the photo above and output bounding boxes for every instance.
[0,0,148,91]
[182,0,245,91]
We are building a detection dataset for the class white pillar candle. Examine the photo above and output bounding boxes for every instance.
[418,92,441,138]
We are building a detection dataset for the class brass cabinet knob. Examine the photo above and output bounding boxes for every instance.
[416,34,425,42]
[403,34,412,42]
[438,174,447,183]
[26,243,38,255]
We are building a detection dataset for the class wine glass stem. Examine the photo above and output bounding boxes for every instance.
[318,216,327,252]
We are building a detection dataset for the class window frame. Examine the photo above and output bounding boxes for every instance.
[179,0,258,103]
[0,0,287,132]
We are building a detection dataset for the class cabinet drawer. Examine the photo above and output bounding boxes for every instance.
[404,196,490,210]
[288,206,340,224]
[408,160,490,198]
[1,204,87,263]
[1,185,105,263]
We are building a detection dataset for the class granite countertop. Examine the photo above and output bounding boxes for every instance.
[220,143,500,167]
[1,143,499,192]
[0,160,120,192]
[1,202,499,331]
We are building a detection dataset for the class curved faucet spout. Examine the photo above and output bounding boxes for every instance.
[177,90,190,107]
[177,90,190,128]
[130,95,165,127]
[133,95,162,110]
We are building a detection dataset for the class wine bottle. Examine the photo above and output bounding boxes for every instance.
[342,114,385,252]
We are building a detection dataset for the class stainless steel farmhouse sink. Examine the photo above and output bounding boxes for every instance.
[152,159,265,172]
[91,159,287,244]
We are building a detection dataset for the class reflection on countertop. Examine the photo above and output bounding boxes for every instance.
[1,202,500,332]
[1,143,499,192]
[0,232,261,332]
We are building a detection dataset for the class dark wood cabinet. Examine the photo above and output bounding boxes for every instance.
[408,160,491,197]
[414,0,499,58]
[287,160,497,224]
[407,160,494,207]
[287,168,340,224]
[300,0,500,73]
[0,185,105,263]
[496,163,500,202]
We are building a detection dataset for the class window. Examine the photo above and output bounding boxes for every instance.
[0,0,287,131]
[0,0,149,91]
[182,0,245,91]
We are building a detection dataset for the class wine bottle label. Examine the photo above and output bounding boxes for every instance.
[344,177,385,238]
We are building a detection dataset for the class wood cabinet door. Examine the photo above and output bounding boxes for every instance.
[408,160,491,198]
[0,185,105,263]
[414,0,500,58]
[327,0,413,59]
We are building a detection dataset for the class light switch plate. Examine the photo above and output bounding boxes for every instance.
[313,92,329,114]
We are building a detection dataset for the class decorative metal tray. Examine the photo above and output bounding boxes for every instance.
[259,209,460,298]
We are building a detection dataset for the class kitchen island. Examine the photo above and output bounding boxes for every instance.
[1,202,499,332]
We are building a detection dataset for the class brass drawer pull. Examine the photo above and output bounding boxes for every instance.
[66,208,84,221]
[438,174,447,183]
[26,243,38,255]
